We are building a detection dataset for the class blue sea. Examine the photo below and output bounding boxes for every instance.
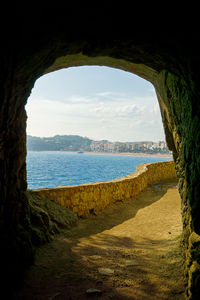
[26,151,172,190]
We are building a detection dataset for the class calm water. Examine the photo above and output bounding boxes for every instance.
[26,151,172,190]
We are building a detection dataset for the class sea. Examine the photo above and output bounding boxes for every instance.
[26,151,172,190]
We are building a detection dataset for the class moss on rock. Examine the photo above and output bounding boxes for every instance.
[28,191,78,245]
[189,232,200,264]
[188,261,200,299]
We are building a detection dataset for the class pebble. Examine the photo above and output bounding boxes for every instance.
[98,268,115,275]
[86,288,102,295]
[125,259,139,266]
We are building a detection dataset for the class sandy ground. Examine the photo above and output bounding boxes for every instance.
[15,179,185,300]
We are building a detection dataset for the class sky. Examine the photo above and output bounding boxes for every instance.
[26,66,165,142]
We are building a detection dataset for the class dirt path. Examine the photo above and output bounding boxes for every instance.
[16,179,185,299]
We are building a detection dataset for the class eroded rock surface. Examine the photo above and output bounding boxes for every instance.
[28,191,78,244]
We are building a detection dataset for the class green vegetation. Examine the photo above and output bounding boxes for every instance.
[27,135,92,151]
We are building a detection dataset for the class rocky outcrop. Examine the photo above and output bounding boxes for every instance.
[28,191,78,245]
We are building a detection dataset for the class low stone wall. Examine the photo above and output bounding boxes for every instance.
[31,161,176,217]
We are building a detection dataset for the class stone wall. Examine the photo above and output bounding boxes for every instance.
[31,161,176,217]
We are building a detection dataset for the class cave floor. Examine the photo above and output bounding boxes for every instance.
[16,179,185,299]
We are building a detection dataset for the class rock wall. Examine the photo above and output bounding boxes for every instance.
[155,71,200,299]
[31,161,176,217]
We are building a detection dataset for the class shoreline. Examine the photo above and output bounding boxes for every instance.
[28,150,172,158]
[84,151,172,158]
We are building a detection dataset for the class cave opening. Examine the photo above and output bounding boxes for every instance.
[25,65,170,190]
[1,33,200,297]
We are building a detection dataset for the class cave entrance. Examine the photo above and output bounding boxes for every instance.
[23,65,183,298]
[2,35,192,296]
[25,65,171,190]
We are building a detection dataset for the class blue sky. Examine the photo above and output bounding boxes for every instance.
[26,66,165,142]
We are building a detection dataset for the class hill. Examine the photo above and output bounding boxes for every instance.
[27,135,92,151]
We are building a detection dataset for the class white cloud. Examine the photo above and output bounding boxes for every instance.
[96,91,115,98]
[90,102,150,119]
[96,91,129,101]
[26,92,165,142]
[65,95,99,104]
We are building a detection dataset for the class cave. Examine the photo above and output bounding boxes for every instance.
[1,7,200,299]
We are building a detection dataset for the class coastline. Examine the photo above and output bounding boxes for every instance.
[84,151,172,158]
[29,150,172,158]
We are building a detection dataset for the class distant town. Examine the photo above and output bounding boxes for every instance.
[90,140,170,154]
[27,135,171,154]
